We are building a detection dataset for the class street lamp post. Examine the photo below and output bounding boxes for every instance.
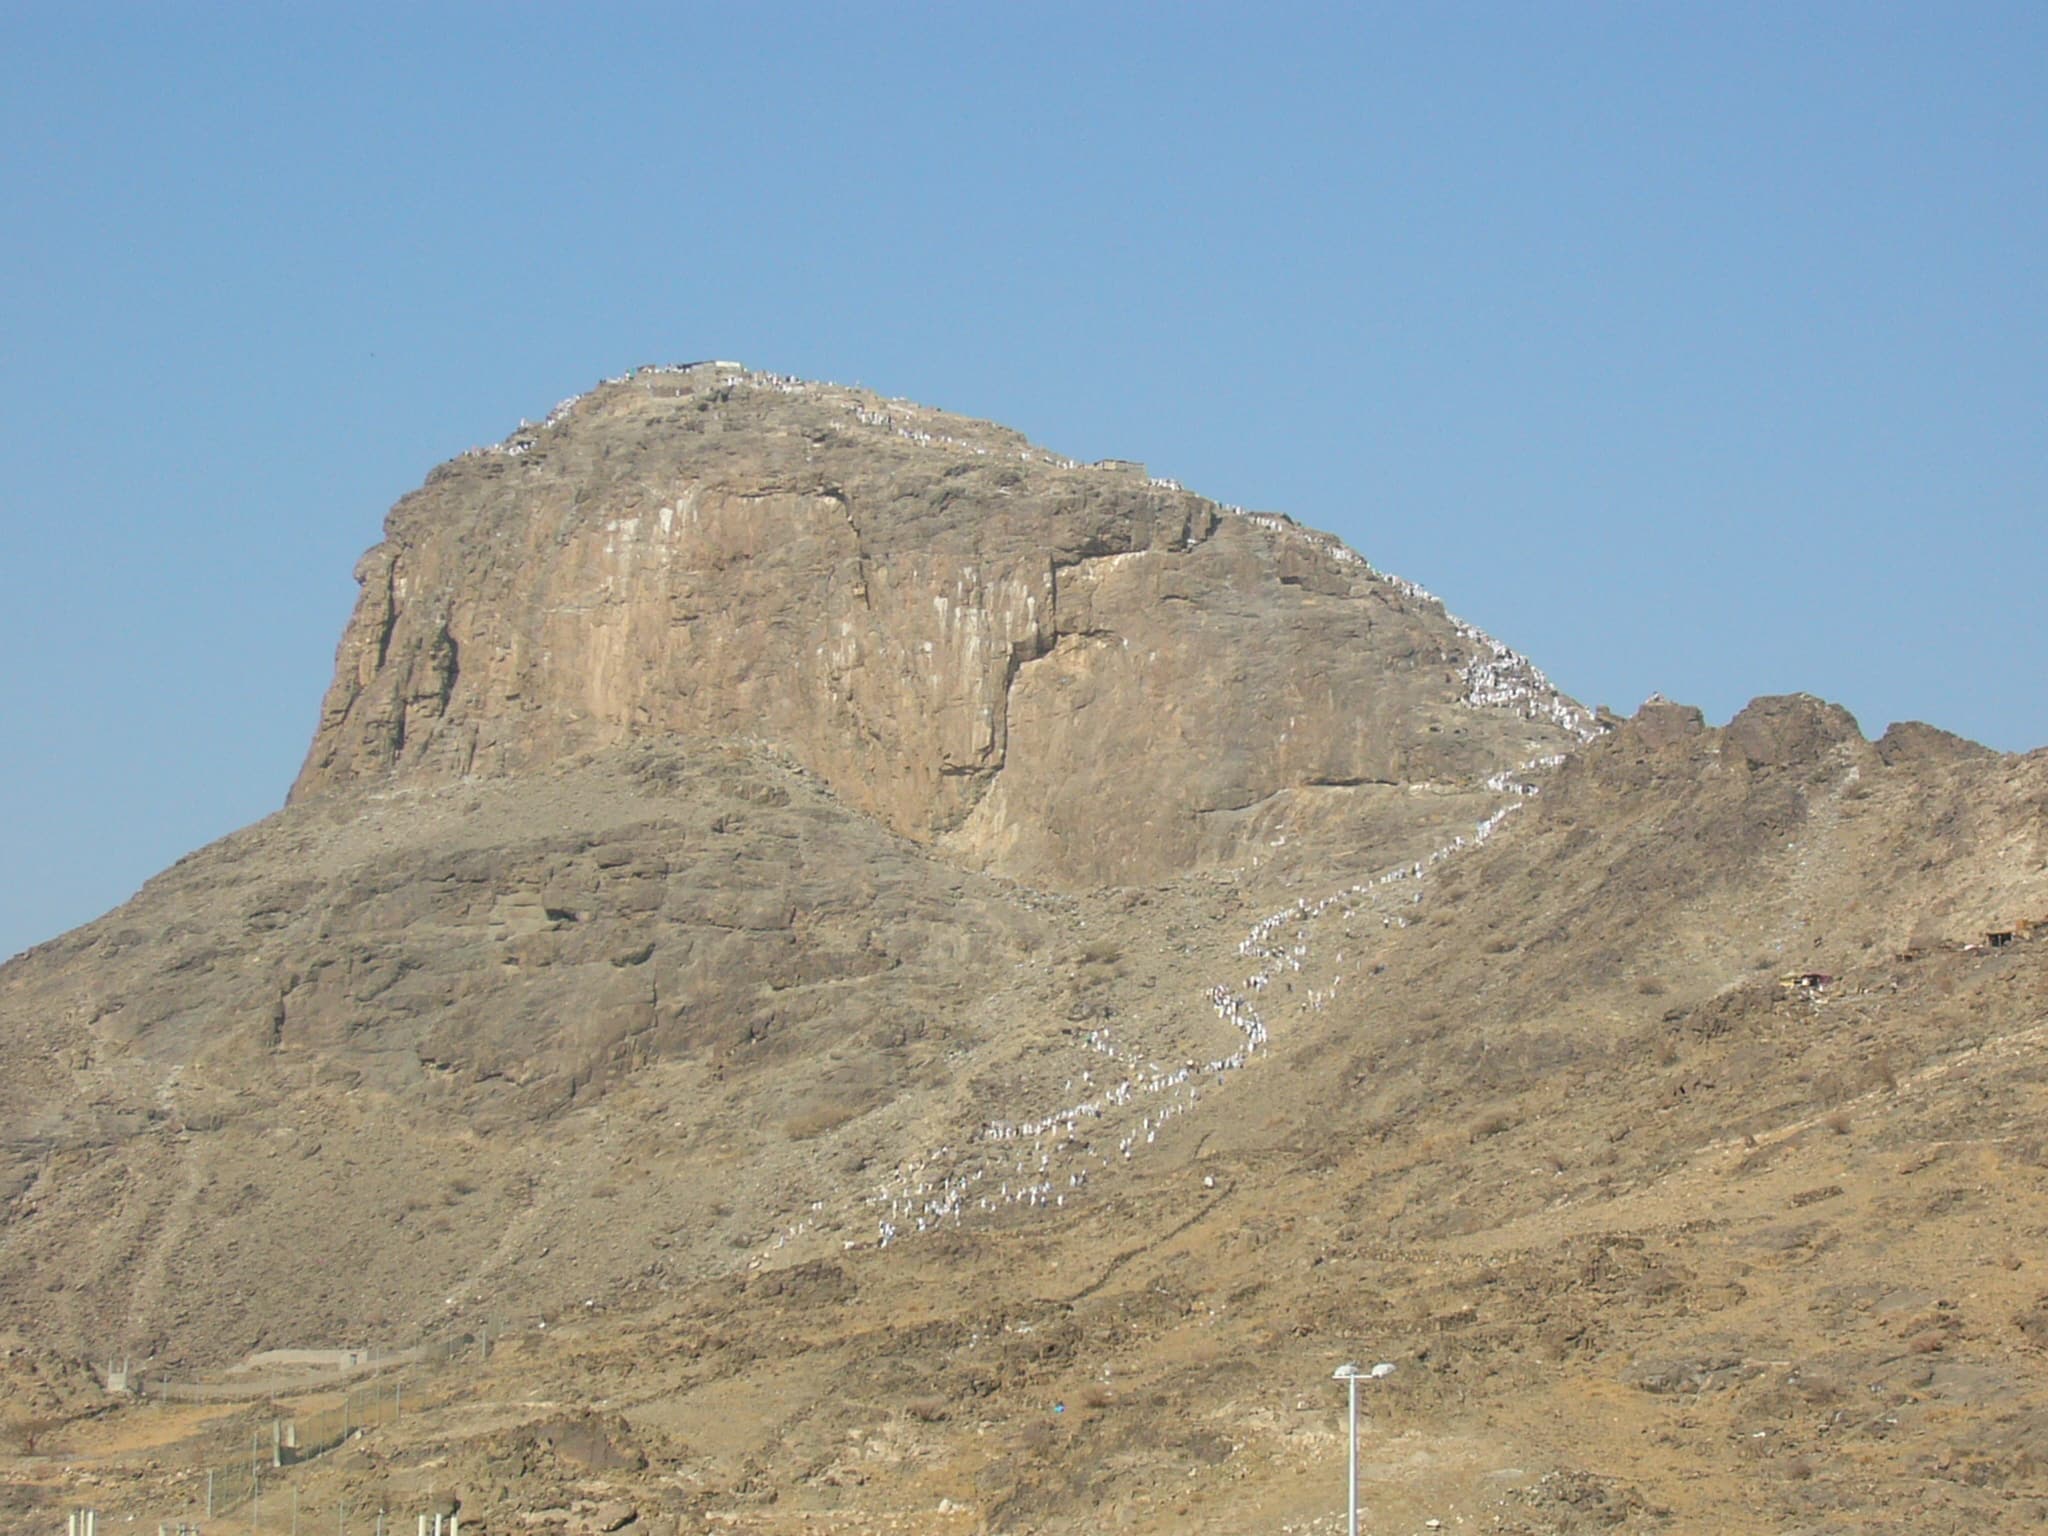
[1331,1361,1395,1536]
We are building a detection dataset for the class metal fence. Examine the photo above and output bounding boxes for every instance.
[281,1376,406,1465]
[184,1467,406,1534]
[122,1339,487,1531]
[144,1342,454,1404]
[192,1376,409,1520]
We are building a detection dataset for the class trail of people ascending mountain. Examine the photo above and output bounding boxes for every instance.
[777,754,1576,1258]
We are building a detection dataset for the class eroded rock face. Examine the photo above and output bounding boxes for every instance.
[292,365,1586,885]
[1628,697,1708,752]
[0,745,1058,1360]
[1719,693,1864,771]
[12,370,2048,1536]
[0,365,1605,1368]
[1876,719,1999,766]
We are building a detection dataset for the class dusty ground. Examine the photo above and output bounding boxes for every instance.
[8,701,2046,1534]
[3,372,2045,1533]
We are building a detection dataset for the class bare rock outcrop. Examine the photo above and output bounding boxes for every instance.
[7,368,2048,1536]
[292,364,1586,885]
[1719,692,1864,771]
[1875,718,2000,765]
[0,365,1601,1367]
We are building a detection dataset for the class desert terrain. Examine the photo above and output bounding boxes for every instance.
[4,365,2044,1534]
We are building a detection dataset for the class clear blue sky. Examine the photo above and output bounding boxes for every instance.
[3,4,2043,961]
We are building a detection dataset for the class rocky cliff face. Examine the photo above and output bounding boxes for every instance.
[9,367,2048,1535]
[292,364,1587,885]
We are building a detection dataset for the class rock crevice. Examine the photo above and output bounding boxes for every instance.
[292,364,1585,886]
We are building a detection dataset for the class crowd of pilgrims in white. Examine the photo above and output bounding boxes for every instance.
[463,365,1592,1256]
[740,749,1568,1261]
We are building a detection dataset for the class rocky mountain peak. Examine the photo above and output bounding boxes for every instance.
[292,363,1589,886]
[6,367,2048,1535]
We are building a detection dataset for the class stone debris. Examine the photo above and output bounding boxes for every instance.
[743,750,1566,1257]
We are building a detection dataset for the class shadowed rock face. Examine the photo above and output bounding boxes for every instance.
[1876,717,2000,765]
[291,364,1586,886]
[1718,693,1864,771]
[0,745,1065,1364]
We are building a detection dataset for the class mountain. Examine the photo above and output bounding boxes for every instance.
[3,364,2044,1535]
[290,365,1585,885]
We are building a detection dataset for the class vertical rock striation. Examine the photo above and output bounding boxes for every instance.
[293,364,1587,885]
